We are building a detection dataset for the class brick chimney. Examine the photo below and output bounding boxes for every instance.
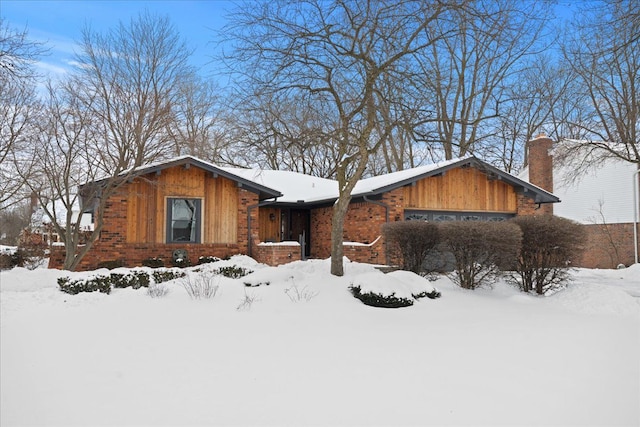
[526,133,554,215]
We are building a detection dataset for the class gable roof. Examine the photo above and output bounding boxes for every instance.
[84,155,283,200]
[86,154,558,207]
[228,155,559,205]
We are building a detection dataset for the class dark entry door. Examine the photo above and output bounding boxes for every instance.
[281,209,310,257]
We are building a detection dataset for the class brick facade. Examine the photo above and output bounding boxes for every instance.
[50,187,261,270]
[577,223,638,268]
[255,243,302,266]
[53,155,571,271]
[309,200,388,263]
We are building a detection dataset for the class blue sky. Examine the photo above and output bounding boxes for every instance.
[1,0,234,78]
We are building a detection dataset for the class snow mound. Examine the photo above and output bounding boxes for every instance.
[550,281,640,317]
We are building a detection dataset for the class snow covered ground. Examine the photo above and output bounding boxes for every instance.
[1,257,638,426]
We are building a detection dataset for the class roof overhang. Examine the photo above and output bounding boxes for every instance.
[80,156,283,201]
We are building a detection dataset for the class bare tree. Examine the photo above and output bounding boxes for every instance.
[0,20,47,209]
[227,92,341,177]
[167,75,229,160]
[14,12,197,270]
[222,0,462,275]
[73,11,194,175]
[0,77,41,208]
[481,58,573,172]
[15,80,99,270]
[560,0,640,167]
[0,18,47,81]
[413,0,552,160]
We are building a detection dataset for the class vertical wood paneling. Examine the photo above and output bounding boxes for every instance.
[125,166,239,244]
[204,175,238,243]
[404,167,517,212]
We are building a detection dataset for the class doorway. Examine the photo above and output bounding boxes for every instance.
[281,208,310,257]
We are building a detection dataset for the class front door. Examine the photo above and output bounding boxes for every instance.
[281,208,310,257]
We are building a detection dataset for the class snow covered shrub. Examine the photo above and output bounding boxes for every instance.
[349,285,414,308]
[181,273,219,299]
[508,215,585,295]
[152,269,186,284]
[147,283,170,298]
[215,265,253,279]
[198,256,221,265]
[97,260,124,270]
[440,221,522,290]
[172,257,191,268]
[412,289,442,300]
[382,221,440,273]
[142,257,165,268]
[58,276,112,295]
[110,271,151,289]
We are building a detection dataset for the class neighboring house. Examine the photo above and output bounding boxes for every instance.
[49,154,558,270]
[521,135,639,269]
[27,198,93,246]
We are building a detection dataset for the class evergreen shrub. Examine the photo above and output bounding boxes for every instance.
[110,271,150,289]
[58,276,112,295]
[142,257,165,268]
[198,256,221,265]
[152,269,186,284]
[349,285,414,308]
[97,260,124,270]
[215,265,253,279]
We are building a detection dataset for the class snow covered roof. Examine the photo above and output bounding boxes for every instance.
[226,155,558,205]
[221,167,337,204]
[91,154,558,206]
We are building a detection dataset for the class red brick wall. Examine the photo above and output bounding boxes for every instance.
[255,243,301,266]
[576,222,638,269]
[50,187,260,271]
[310,202,386,260]
[309,188,405,264]
[516,193,552,216]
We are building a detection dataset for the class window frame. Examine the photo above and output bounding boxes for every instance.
[166,197,202,244]
[404,210,514,222]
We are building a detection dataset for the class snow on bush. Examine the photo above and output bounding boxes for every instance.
[349,269,441,308]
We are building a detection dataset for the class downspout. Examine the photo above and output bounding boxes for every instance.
[247,198,278,258]
[633,169,639,264]
[363,195,390,264]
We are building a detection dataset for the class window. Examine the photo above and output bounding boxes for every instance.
[166,198,201,243]
[404,210,514,222]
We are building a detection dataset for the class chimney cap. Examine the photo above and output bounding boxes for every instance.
[532,132,549,139]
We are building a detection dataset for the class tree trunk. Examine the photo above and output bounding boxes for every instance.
[330,195,351,276]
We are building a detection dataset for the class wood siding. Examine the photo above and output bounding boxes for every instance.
[126,166,237,244]
[403,167,517,212]
[258,207,281,242]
